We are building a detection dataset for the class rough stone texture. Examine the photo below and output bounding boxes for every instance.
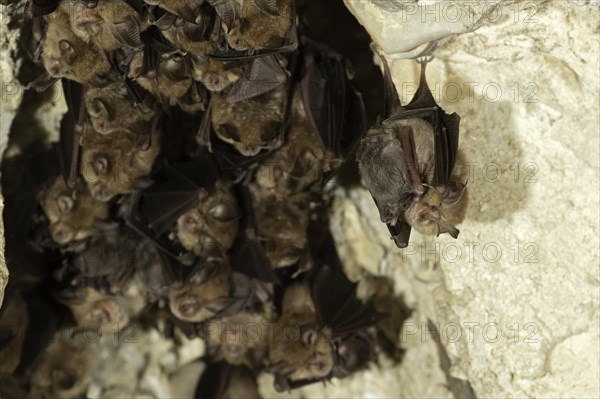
[0,1,27,308]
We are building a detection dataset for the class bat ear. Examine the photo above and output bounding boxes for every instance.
[441,181,467,206]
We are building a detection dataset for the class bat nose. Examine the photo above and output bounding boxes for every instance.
[51,222,74,244]
[47,61,62,77]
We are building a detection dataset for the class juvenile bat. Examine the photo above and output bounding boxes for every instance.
[37,175,111,247]
[41,2,111,83]
[357,54,468,247]
[80,122,159,201]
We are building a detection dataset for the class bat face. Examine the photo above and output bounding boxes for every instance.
[192,57,241,92]
[69,0,145,52]
[38,176,110,245]
[28,332,95,399]
[168,260,231,323]
[42,4,111,83]
[176,181,240,258]
[80,125,159,201]
[268,283,334,382]
[226,0,294,51]
[211,88,284,156]
[84,78,155,136]
[129,51,192,105]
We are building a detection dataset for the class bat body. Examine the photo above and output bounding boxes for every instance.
[357,56,468,247]
[27,331,96,399]
[83,76,156,136]
[38,175,111,246]
[69,0,146,52]
[225,0,294,51]
[210,84,285,156]
[175,181,241,259]
[42,3,111,83]
[80,124,159,201]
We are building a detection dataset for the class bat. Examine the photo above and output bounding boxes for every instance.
[27,329,97,399]
[210,82,287,157]
[191,57,242,92]
[248,182,310,270]
[69,0,146,52]
[357,53,468,248]
[194,362,263,399]
[254,38,366,197]
[175,180,241,260]
[268,223,384,391]
[62,228,139,294]
[41,2,112,84]
[83,74,156,136]
[37,175,112,247]
[222,0,294,52]
[145,0,206,24]
[79,122,160,202]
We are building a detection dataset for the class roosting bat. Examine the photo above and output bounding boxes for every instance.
[145,0,206,24]
[69,0,146,52]
[357,54,468,248]
[267,230,384,391]
[80,122,159,202]
[42,2,112,83]
[37,175,111,247]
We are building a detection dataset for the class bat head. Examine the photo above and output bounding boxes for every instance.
[192,58,241,92]
[268,284,335,384]
[406,181,468,238]
[176,181,241,257]
[168,259,231,323]
[39,176,110,245]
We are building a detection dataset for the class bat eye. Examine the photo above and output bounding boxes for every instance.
[217,124,241,142]
[56,195,74,214]
[92,155,109,175]
[58,40,76,61]
[208,201,239,222]
[301,327,318,347]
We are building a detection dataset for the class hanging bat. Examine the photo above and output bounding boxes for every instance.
[191,57,242,92]
[175,180,241,260]
[80,122,160,202]
[194,362,263,399]
[55,281,147,335]
[83,74,156,136]
[210,82,287,157]
[62,228,139,294]
[267,225,384,391]
[37,175,112,248]
[27,330,97,399]
[357,54,468,248]
[41,2,111,83]
[219,0,294,51]
[255,39,366,197]
[69,0,146,52]
[145,0,206,24]
[248,182,310,270]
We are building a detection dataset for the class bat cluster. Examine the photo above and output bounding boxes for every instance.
[0,0,468,397]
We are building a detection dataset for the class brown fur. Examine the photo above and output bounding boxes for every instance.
[192,57,241,92]
[42,3,111,83]
[38,176,110,245]
[80,124,159,201]
[0,293,28,374]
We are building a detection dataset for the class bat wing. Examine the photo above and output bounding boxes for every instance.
[300,39,366,158]
[225,55,287,103]
[309,232,385,338]
[194,361,231,399]
[59,79,85,190]
[403,60,461,186]
[253,0,279,16]
[108,15,143,50]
